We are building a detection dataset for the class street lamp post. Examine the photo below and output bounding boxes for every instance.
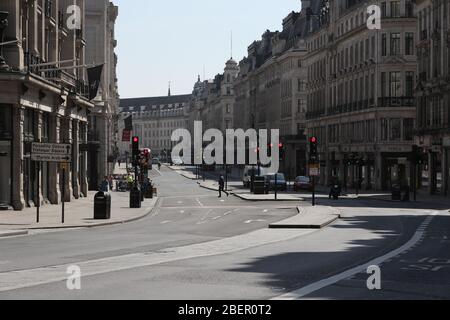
[0,11,10,70]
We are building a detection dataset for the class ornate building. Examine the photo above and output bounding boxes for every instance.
[0,0,94,210]
[305,0,417,191]
[189,58,239,134]
[85,0,119,190]
[415,0,450,195]
[119,94,191,160]
[233,6,310,178]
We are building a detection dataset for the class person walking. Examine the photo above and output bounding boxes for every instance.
[100,176,109,192]
[218,175,229,198]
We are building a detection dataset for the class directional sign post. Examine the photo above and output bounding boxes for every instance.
[31,143,71,224]
[31,143,72,163]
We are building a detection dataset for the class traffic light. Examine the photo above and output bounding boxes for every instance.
[309,137,318,162]
[132,137,140,166]
[279,143,285,161]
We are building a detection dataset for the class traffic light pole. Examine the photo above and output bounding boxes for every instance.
[312,175,316,207]
[413,162,417,201]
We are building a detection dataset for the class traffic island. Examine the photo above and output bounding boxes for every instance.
[269,206,341,229]
[0,230,29,238]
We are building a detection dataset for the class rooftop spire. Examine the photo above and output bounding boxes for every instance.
[168,81,171,96]
[230,30,233,59]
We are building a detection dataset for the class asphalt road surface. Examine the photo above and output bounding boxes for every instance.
[0,167,449,300]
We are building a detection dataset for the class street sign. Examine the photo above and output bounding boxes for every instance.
[31,143,72,163]
[309,163,320,177]
[122,130,131,142]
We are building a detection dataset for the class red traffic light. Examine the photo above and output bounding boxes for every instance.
[310,137,318,144]
[278,143,283,148]
[133,137,139,143]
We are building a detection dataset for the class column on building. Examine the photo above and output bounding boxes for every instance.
[80,121,89,197]
[72,119,80,199]
[11,105,25,210]
[48,113,61,204]
[60,116,73,202]
[35,110,44,206]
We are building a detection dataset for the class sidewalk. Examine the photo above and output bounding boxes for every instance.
[0,192,157,235]
[0,163,159,237]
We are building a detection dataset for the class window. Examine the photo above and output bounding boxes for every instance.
[381,2,387,18]
[297,99,306,113]
[390,118,401,141]
[381,72,387,97]
[226,104,231,114]
[405,32,414,55]
[405,1,414,17]
[403,119,414,141]
[406,71,414,97]
[390,72,401,97]
[390,33,401,55]
[381,119,388,141]
[0,104,12,140]
[391,1,401,17]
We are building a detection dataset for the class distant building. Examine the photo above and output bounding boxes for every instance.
[415,0,450,195]
[305,0,417,191]
[119,94,191,160]
[189,58,239,134]
[233,6,310,179]
[85,0,119,190]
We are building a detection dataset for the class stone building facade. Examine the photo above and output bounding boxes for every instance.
[0,0,94,210]
[415,0,450,195]
[85,0,119,190]
[305,0,417,191]
[118,94,191,160]
[189,58,239,135]
[233,8,310,179]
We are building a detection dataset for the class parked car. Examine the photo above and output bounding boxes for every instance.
[152,158,160,165]
[265,173,287,191]
[294,176,313,191]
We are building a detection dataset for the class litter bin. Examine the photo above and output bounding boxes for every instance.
[130,187,142,208]
[253,176,267,195]
[392,184,401,201]
[145,182,154,199]
[94,191,111,219]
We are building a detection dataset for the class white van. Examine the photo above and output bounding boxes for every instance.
[242,166,267,188]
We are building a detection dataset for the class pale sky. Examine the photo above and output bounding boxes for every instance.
[114,0,301,98]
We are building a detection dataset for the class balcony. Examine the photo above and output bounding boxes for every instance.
[306,109,325,120]
[378,97,415,108]
[24,52,89,99]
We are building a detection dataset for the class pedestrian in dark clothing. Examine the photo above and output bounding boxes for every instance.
[218,175,229,198]
[100,176,109,192]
